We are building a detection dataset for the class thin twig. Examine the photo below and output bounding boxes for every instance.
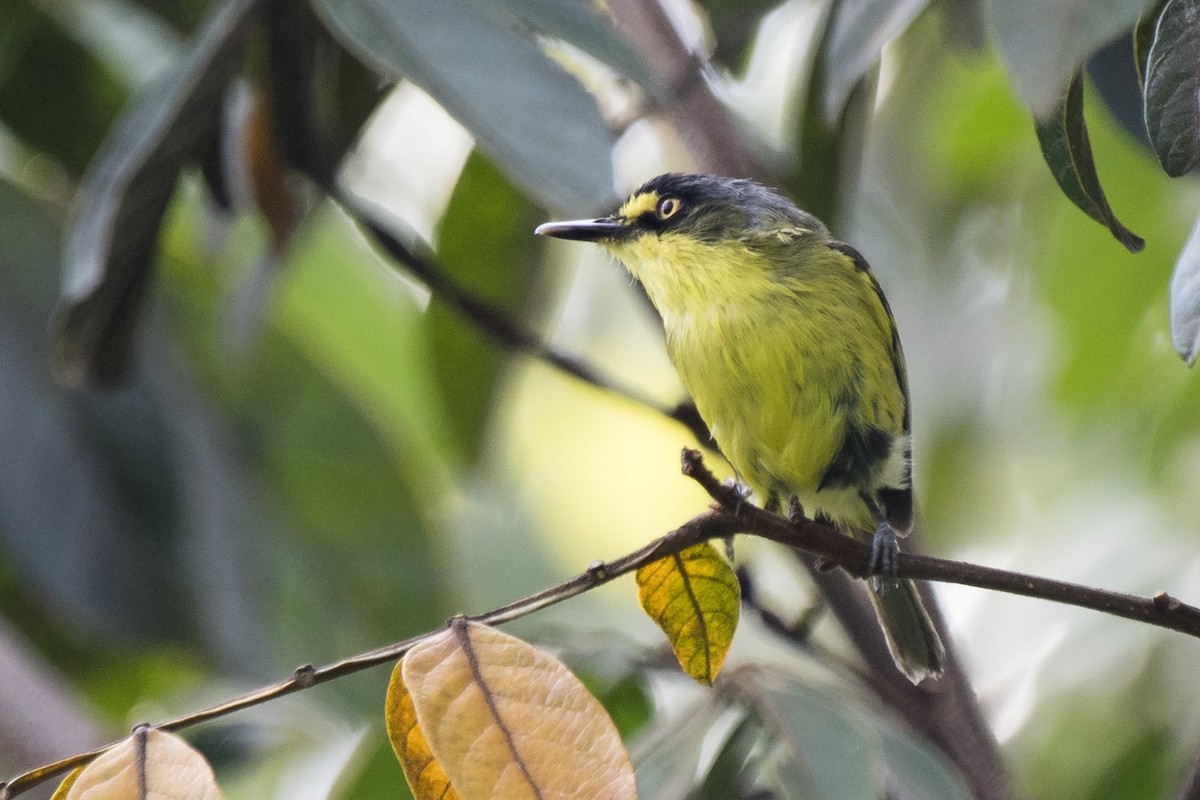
[341,194,713,446]
[0,499,732,798]
[6,449,1200,797]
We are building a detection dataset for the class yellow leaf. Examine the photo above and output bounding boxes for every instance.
[636,542,740,684]
[402,619,638,800]
[63,728,224,800]
[385,660,462,800]
[49,767,83,800]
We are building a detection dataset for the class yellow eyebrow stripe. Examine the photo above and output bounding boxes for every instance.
[618,191,660,220]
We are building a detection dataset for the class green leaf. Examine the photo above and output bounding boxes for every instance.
[158,196,449,659]
[752,673,881,800]
[699,715,767,800]
[1034,71,1144,253]
[55,0,261,387]
[311,0,615,214]
[0,1,127,174]
[1170,214,1200,365]
[502,0,663,101]
[1144,0,1200,177]
[429,153,540,462]
[822,0,929,119]
[692,0,778,66]
[986,0,1158,116]
[878,725,973,800]
[632,697,728,799]
[1133,0,1171,88]
[0,179,186,642]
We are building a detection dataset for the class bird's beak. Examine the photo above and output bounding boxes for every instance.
[534,217,629,242]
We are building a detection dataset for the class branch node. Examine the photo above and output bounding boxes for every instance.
[293,664,317,687]
[680,448,743,509]
[1153,591,1182,612]
[587,560,608,580]
[680,447,703,475]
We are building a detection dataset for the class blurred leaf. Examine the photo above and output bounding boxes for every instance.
[264,0,336,186]
[823,0,929,120]
[55,0,262,388]
[157,195,447,663]
[244,90,300,252]
[310,0,614,213]
[0,178,64,318]
[1034,71,1144,253]
[1081,728,1171,800]
[594,674,653,742]
[941,0,987,53]
[385,660,461,800]
[502,0,663,100]
[65,729,224,800]
[632,697,727,800]
[1086,34,1150,147]
[878,724,973,800]
[985,0,1157,116]
[400,621,638,799]
[789,2,874,230]
[1144,0,1200,177]
[742,669,880,800]
[1170,213,1200,364]
[700,715,767,800]
[430,153,541,462]
[0,0,127,174]
[0,181,187,644]
[694,0,778,67]
[340,736,417,800]
[1133,0,1170,87]
[636,542,740,685]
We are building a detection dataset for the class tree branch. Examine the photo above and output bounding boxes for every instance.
[678,449,1200,636]
[6,450,1200,798]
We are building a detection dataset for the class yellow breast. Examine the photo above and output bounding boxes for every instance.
[607,233,905,526]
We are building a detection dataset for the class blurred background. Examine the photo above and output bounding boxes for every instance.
[2,0,1199,797]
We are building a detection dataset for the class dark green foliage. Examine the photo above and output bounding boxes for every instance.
[0,1,127,174]
[1144,0,1200,176]
[1034,71,1143,253]
[430,153,541,462]
[55,0,262,387]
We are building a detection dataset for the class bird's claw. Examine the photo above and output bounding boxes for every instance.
[721,477,753,516]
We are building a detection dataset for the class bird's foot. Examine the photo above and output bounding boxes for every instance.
[867,523,900,593]
[787,495,806,525]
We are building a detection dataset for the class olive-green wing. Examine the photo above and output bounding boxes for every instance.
[825,240,913,532]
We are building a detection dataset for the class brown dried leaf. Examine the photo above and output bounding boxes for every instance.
[385,660,461,800]
[63,728,224,800]
[401,620,638,800]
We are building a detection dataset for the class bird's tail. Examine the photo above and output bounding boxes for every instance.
[868,579,945,683]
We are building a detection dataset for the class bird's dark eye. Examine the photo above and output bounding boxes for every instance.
[655,196,682,220]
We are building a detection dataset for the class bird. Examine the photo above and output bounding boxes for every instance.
[535,173,944,682]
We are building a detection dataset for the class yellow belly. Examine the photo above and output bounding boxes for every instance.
[662,292,903,530]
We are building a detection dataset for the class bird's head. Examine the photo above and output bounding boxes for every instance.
[536,173,825,246]
[536,173,828,308]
